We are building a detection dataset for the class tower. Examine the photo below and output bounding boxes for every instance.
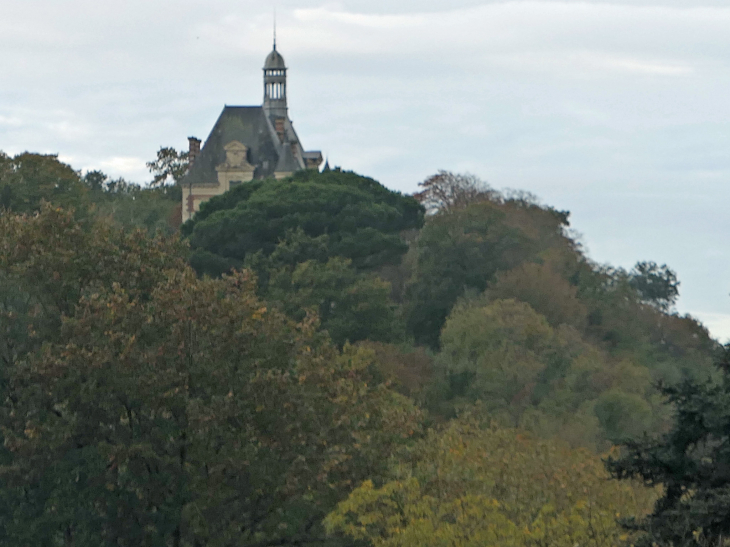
[180,38,322,223]
[263,42,287,120]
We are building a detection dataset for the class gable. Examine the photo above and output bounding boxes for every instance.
[182,107,281,187]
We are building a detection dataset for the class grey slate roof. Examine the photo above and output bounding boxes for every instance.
[182,106,281,186]
[276,143,301,173]
[264,49,286,70]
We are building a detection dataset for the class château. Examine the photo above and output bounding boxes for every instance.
[181,42,322,222]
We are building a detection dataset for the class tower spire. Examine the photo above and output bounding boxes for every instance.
[263,24,287,119]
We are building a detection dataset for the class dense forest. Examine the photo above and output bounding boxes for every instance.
[0,149,728,546]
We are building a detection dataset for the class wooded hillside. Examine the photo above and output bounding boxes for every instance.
[0,152,724,546]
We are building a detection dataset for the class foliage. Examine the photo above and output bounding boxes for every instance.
[0,206,423,546]
[91,182,182,235]
[433,296,666,448]
[0,204,188,372]
[0,204,186,315]
[183,170,421,345]
[607,346,730,547]
[0,156,723,544]
[358,342,434,400]
[413,170,498,214]
[234,229,404,346]
[484,261,588,330]
[628,261,680,312]
[439,299,555,408]
[326,415,656,547]
[146,146,189,187]
[403,196,573,349]
[594,390,653,444]
[265,256,403,347]
[0,152,89,214]
[575,262,716,383]
[183,169,424,274]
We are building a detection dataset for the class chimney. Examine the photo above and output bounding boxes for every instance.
[188,137,201,167]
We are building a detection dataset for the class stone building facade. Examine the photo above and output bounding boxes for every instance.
[181,44,322,222]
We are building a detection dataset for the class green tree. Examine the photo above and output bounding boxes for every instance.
[437,298,555,410]
[92,181,182,235]
[432,295,662,447]
[0,152,89,214]
[265,256,403,346]
[183,169,424,274]
[0,204,187,372]
[484,261,588,330]
[607,346,730,547]
[0,205,423,545]
[403,197,572,349]
[593,390,653,443]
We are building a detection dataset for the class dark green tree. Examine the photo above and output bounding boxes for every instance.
[607,346,730,547]
[82,169,109,192]
[238,229,403,346]
[183,169,424,274]
[266,256,403,346]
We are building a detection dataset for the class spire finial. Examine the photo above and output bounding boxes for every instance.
[273,7,277,50]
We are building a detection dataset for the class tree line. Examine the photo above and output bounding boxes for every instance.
[0,149,727,546]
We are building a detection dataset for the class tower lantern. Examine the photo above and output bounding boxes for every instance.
[263,42,287,119]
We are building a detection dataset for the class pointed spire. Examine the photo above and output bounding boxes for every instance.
[273,7,277,50]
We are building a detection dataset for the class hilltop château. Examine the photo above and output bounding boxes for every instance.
[181,43,322,222]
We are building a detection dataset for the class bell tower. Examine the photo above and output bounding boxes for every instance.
[263,40,287,120]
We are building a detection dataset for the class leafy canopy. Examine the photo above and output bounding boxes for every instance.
[404,196,572,349]
[0,205,423,546]
[183,169,424,275]
[326,414,655,547]
[0,152,89,214]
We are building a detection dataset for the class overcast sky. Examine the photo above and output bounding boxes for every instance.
[1,0,729,340]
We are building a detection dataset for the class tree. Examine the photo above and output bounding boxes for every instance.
[484,262,588,330]
[607,346,730,547]
[437,298,555,410]
[265,256,403,347]
[326,414,656,547]
[628,261,680,311]
[0,204,188,374]
[413,171,498,213]
[183,169,424,274]
[431,293,664,448]
[403,197,572,349]
[0,207,423,545]
[0,152,89,214]
[146,146,189,187]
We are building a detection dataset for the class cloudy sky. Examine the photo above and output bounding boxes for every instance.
[1,0,729,340]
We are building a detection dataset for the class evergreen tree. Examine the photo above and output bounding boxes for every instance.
[608,346,730,547]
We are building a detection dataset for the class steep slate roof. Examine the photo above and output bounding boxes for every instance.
[276,143,301,173]
[182,106,282,186]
